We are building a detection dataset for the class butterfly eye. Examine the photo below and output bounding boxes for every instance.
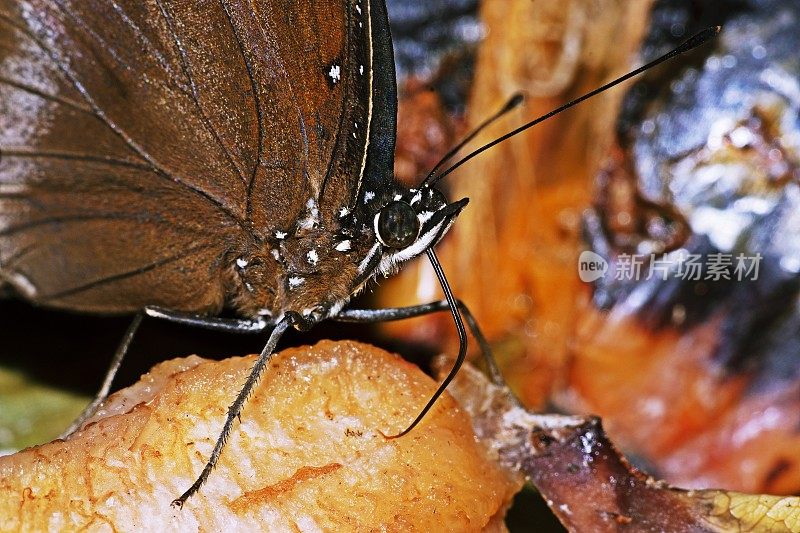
[376,201,420,249]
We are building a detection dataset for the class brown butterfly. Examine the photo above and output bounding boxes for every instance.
[0,0,717,507]
[0,0,481,506]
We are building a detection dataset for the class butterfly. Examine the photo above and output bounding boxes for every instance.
[0,0,491,506]
[0,0,717,507]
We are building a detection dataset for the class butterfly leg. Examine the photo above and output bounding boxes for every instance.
[62,308,271,438]
[171,313,296,508]
[396,249,463,436]
[335,299,506,388]
[341,250,517,438]
[143,306,271,333]
[61,312,144,437]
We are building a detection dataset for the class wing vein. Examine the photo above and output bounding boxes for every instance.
[0,9,241,224]
[0,213,202,239]
[319,2,355,202]
[219,1,267,223]
[48,0,136,73]
[1,148,151,170]
[0,74,94,114]
[0,242,38,270]
[39,242,216,301]
[155,0,248,186]
[107,0,189,94]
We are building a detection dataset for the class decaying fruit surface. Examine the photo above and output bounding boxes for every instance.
[0,341,519,532]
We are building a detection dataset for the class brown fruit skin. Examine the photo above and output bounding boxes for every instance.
[0,341,519,532]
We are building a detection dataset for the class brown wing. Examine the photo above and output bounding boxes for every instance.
[0,0,372,314]
[232,0,376,235]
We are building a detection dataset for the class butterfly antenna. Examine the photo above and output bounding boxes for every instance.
[421,93,524,188]
[427,26,721,187]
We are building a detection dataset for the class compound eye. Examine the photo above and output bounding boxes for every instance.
[376,201,419,249]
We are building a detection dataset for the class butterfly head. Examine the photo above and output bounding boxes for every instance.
[368,186,467,278]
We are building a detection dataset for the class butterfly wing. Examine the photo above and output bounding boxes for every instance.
[233,0,399,230]
[0,0,389,314]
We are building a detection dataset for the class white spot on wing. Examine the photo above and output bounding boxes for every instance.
[335,240,352,252]
[307,249,319,265]
[289,276,305,288]
[275,230,288,240]
[328,64,341,83]
[299,199,320,230]
[364,191,375,203]
[236,258,248,269]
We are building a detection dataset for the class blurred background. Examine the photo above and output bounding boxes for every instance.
[2,0,799,530]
